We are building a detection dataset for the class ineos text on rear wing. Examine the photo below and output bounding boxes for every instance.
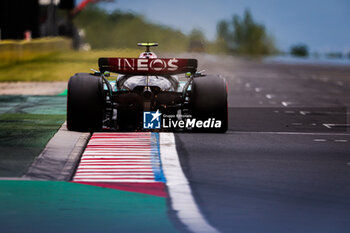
[98,58,197,75]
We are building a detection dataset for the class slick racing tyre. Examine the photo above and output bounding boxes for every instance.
[67,73,104,132]
[192,75,228,132]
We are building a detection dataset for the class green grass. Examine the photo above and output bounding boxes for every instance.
[0,112,66,177]
[0,49,139,82]
[0,95,67,176]
[0,181,178,233]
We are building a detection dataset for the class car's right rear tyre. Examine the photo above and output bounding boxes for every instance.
[67,73,104,132]
[192,75,228,132]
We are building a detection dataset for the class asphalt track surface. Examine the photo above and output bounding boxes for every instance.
[173,55,350,233]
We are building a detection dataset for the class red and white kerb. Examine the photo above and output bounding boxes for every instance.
[73,132,163,183]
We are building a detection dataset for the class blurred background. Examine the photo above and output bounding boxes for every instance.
[0,0,350,82]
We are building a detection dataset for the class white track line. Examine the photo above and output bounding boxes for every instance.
[314,139,327,142]
[159,133,219,233]
[334,139,348,143]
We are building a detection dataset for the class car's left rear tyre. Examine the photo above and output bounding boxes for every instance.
[67,73,104,132]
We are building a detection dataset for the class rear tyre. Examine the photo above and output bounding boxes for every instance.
[192,75,228,132]
[67,73,104,132]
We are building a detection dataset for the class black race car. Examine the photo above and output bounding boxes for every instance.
[67,43,228,132]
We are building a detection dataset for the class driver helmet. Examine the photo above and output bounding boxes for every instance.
[139,52,157,59]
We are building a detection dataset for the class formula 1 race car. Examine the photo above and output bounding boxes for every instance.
[67,43,228,132]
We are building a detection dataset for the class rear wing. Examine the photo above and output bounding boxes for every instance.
[98,58,197,75]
